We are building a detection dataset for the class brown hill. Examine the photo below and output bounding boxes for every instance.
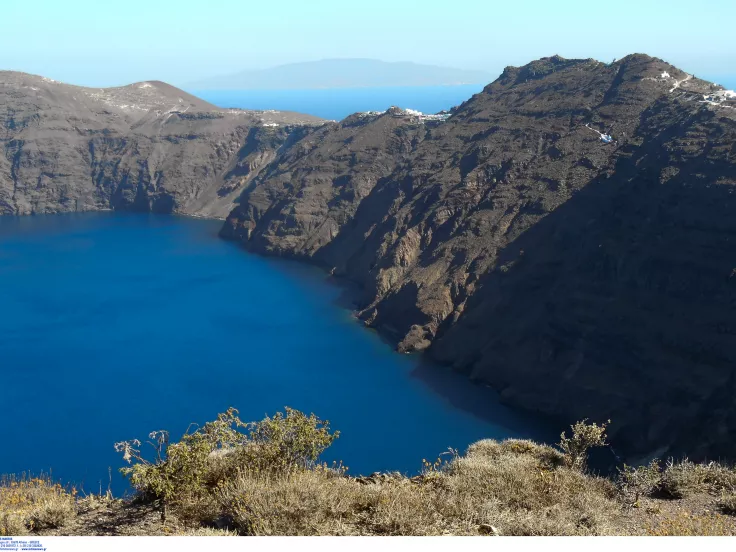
[0,71,323,217]
[221,54,736,461]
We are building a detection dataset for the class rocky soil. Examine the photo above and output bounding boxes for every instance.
[39,489,735,537]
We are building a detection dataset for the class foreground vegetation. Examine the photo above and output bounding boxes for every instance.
[3,409,736,536]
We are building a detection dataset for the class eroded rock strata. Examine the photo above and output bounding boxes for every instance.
[0,72,323,218]
[221,55,736,461]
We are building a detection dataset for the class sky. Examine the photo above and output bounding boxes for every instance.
[1,0,734,88]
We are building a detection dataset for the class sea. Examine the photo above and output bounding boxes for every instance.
[192,76,736,121]
[0,212,550,493]
[192,84,486,120]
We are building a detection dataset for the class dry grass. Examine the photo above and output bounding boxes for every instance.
[444,439,619,535]
[212,438,621,536]
[617,457,736,505]
[717,493,736,515]
[646,512,731,536]
[658,460,736,499]
[0,475,76,535]
[181,527,237,536]
[3,412,736,536]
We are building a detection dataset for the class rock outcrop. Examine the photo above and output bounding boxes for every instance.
[221,54,736,461]
[0,72,323,217]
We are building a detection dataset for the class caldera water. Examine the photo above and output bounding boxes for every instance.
[192,77,736,122]
[0,212,549,493]
[193,85,486,121]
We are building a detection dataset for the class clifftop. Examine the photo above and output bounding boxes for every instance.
[3,410,736,536]
[0,72,323,217]
[0,71,219,116]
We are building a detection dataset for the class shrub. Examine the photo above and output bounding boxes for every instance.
[101,413,735,535]
[717,493,736,516]
[219,468,361,535]
[29,498,76,530]
[558,419,609,471]
[615,458,736,502]
[116,428,214,522]
[237,407,339,473]
[111,413,624,535]
[420,448,459,481]
[0,475,76,535]
[449,442,619,535]
[114,407,339,522]
[656,459,736,498]
[617,460,661,505]
[0,511,26,537]
[467,439,565,468]
[657,459,705,498]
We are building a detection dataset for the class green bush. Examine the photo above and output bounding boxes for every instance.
[617,460,661,505]
[558,419,609,471]
[114,407,339,522]
[238,407,339,473]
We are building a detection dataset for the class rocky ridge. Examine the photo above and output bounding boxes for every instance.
[220,54,736,461]
[0,71,323,217]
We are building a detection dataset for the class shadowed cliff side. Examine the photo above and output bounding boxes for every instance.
[431,98,736,461]
[221,54,736,460]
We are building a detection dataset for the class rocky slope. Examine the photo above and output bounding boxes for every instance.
[3,56,736,463]
[0,71,323,217]
[221,54,736,461]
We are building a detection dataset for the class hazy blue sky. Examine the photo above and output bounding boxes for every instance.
[2,0,734,87]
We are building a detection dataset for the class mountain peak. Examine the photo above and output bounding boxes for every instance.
[496,55,595,86]
[484,53,720,103]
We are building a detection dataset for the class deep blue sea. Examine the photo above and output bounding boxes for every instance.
[0,212,549,493]
[193,77,736,122]
[192,85,486,121]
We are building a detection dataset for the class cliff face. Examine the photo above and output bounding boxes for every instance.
[3,57,736,461]
[221,54,736,460]
[0,72,323,217]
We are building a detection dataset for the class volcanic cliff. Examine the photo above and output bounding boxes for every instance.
[2,55,735,462]
[220,54,736,461]
[0,72,323,217]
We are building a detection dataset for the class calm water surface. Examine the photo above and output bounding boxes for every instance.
[193,85,485,120]
[0,213,549,492]
[193,78,736,121]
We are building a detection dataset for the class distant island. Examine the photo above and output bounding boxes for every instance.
[185,58,494,90]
